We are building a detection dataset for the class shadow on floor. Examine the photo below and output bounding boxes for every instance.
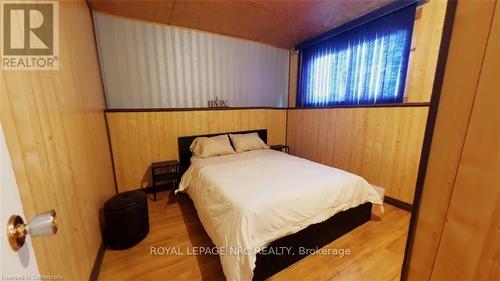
[167,191,225,281]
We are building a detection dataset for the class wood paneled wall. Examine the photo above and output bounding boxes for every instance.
[404,0,447,102]
[287,106,428,204]
[284,0,446,205]
[106,109,287,192]
[408,0,499,279]
[0,2,116,280]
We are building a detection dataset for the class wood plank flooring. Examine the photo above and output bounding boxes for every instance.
[99,191,410,281]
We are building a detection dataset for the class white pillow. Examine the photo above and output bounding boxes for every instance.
[229,133,269,153]
[189,134,235,158]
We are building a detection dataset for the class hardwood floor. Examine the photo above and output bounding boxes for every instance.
[99,191,410,281]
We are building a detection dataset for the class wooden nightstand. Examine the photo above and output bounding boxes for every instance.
[270,144,290,153]
[150,160,179,201]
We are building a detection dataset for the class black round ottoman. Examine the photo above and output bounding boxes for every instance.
[104,191,149,249]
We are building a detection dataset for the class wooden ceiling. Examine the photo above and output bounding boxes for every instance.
[88,0,393,49]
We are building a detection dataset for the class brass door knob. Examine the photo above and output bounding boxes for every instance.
[7,209,58,251]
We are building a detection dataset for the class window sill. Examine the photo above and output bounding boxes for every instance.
[290,102,430,110]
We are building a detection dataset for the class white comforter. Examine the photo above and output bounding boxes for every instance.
[176,149,383,281]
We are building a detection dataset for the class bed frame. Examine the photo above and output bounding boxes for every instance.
[177,129,372,280]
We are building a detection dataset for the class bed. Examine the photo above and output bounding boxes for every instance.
[176,129,383,281]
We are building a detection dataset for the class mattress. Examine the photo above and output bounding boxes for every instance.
[176,149,383,281]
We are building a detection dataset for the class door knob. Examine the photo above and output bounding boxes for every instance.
[7,209,58,251]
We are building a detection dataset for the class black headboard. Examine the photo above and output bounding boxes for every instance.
[177,129,267,175]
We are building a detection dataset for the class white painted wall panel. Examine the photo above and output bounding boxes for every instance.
[93,12,290,108]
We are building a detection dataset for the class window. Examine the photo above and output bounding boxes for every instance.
[296,3,417,107]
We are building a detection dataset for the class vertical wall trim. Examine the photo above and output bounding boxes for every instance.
[285,50,291,145]
[285,108,289,147]
[295,50,303,107]
[88,3,119,194]
[88,241,106,281]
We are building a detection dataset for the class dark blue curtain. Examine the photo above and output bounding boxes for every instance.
[297,3,417,107]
